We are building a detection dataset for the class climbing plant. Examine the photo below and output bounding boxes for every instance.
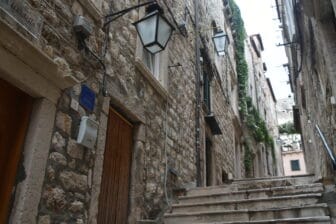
[228,0,248,116]
[246,97,276,159]
[228,0,276,168]
[278,122,298,134]
[243,142,253,177]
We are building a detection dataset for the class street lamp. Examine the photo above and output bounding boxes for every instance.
[103,2,174,54]
[133,4,175,54]
[212,30,229,56]
[74,1,176,96]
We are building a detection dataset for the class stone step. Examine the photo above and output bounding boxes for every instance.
[164,204,329,224]
[178,183,323,204]
[196,216,331,224]
[172,193,322,213]
[232,174,316,183]
[231,175,318,190]
[187,175,318,196]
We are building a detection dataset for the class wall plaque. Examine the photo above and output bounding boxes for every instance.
[79,85,96,112]
[0,0,43,38]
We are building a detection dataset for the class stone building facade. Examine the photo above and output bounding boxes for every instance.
[0,0,244,223]
[244,34,279,177]
[277,0,336,179]
[280,134,306,176]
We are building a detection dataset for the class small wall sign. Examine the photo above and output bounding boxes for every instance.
[79,85,96,112]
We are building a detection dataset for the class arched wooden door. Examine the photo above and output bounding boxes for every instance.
[0,78,33,223]
[97,108,133,224]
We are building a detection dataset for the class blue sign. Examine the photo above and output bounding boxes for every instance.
[79,85,96,112]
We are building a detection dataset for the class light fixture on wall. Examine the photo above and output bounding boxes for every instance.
[73,1,176,96]
[212,30,229,56]
[105,1,174,54]
[133,4,175,54]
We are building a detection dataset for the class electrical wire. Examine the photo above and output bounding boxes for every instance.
[163,99,170,206]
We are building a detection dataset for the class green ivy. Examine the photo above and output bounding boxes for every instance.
[229,0,276,170]
[278,122,298,134]
[246,97,275,152]
[244,142,253,177]
[228,0,248,116]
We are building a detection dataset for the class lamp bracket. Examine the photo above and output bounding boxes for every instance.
[276,42,297,47]
[104,1,157,27]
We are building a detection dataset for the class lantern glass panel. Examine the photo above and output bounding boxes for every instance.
[146,44,162,54]
[135,12,158,45]
[157,16,172,48]
[213,34,226,54]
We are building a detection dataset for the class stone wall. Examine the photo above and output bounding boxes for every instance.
[281,0,336,178]
[0,0,240,223]
[295,0,336,178]
[244,36,278,177]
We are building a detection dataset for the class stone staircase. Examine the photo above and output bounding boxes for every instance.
[164,174,332,223]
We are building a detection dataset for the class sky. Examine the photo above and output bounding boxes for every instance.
[235,0,292,100]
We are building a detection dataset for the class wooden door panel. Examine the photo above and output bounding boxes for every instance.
[0,78,33,224]
[98,109,133,224]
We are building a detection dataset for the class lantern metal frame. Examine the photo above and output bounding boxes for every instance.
[133,5,175,54]
[104,1,174,54]
[74,1,175,96]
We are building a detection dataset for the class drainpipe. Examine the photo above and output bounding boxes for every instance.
[194,0,202,187]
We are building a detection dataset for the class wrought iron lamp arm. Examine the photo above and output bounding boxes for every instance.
[104,1,157,27]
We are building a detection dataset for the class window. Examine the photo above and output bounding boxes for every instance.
[203,71,211,112]
[290,160,301,171]
[201,50,213,113]
[137,46,168,89]
[134,8,169,93]
[143,50,161,81]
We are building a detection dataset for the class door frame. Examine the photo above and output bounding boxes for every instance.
[89,97,146,224]
[205,137,215,186]
[97,107,134,223]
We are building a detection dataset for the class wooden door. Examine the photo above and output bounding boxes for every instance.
[0,78,33,224]
[98,108,133,224]
[205,138,213,186]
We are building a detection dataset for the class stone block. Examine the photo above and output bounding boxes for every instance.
[43,45,54,58]
[42,8,59,25]
[47,166,56,181]
[42,186,67,210]
[49,152,67,166]
[51,131,66,152]
[74,71,86,81]
[59,94,70,110]
[67,139,84,159]
[76,219,84,224]
[72,1,84,15]
[54,57,72,78]
[102,97,110,115]
[73,84,82,96]
[56,112,72,135]
[63,46,81,65]
[60,171,87,191]
[69,200,84,213]
[38,215,51,224]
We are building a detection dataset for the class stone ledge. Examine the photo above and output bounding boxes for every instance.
[78,0,102,23]
[0,17,80,90]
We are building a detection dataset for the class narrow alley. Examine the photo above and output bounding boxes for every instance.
[0,0,335,223]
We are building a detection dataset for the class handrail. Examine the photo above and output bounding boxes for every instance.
[315,124,336,170]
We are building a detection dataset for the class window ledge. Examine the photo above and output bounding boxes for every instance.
[78,0,102,22]
[0,18,80,90]
[135,57,171,102]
